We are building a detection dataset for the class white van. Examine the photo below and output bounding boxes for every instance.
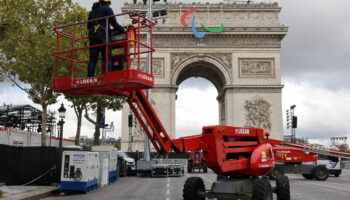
[317,155,342,177]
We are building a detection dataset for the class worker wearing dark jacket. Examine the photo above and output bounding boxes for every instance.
[87,0,125,77]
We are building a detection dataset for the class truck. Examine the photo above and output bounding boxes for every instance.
[53,12,290,199]
[187,150,207,173]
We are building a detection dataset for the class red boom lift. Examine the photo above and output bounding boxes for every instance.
[187,150,208,173]
[53,13,290,200]
[268,139,350,181]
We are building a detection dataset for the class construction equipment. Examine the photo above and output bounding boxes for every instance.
[267,139,350,181]
[53,13,289,199]
[60,151,100,192]
[187,150,207,173]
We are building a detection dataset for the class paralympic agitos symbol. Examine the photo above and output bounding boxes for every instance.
[180,8,225,39]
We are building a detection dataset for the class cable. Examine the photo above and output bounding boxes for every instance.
[22,165,56,186]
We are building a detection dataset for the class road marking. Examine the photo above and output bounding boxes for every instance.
[295,181,350,192]
[319,181,350,188]
[166,177,170,199]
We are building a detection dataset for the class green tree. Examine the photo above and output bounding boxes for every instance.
[84,95,125,145]
[65,95,89,145]
[0,0,87,146]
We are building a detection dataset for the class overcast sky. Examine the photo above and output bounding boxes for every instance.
[1,0,350,147]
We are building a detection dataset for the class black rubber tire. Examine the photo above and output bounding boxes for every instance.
[302,174,314,180]
[269,166,285,180]
[313,165,329,181]
[203,163,208,173]
[183,177,205,200]
[187,164,192,173]
[252,178,273,200]
[334,173,340,177]
[276,175,290,200]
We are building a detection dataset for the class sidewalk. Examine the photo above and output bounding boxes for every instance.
[0,185,59,200]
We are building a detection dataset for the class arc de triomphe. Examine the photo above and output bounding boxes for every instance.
[121,2,288,152]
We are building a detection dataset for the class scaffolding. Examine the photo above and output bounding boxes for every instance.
[0,104,56,134]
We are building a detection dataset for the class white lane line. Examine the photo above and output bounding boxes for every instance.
[295,181,350,192]
[166,177,170,200]
[318,181,350,188]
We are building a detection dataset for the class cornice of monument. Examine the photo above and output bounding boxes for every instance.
[123,2,281,11]
[151,26,288,36]
[224,84,284,90]
[142,34,285,48]
[122,2,286,30]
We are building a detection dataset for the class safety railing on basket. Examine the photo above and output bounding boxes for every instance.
[53,12,154,80]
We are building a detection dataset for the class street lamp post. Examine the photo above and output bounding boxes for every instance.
[286,105,297,143]
[58,103,66,148]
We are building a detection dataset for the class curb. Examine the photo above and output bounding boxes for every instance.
[7,187,59,200]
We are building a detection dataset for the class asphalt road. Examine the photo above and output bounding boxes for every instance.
[45,169,350,200]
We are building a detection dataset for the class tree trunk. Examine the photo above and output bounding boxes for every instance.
[75,108,83,145]
[41,104,48,146]
[93,105,103,145]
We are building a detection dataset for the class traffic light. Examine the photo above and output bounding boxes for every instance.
[292,116,297,128]
[37,124,41,133]
[128,114,133,127]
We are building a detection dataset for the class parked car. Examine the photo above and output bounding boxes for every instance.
[117,151,136,176]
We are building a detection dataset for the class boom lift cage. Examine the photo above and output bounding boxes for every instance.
[53,12,155,96]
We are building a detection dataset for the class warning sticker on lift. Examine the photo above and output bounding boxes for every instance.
[235,128,250,135]
[74,77,98,85]
[73,154,85,164]
[137,74,153,81]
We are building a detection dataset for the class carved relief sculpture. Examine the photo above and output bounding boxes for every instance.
[131,58,164,77]
[244,96,272,132]
[239,58,275,78]
[171,53,232,72]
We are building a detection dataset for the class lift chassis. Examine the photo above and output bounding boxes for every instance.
[52,13,290,200]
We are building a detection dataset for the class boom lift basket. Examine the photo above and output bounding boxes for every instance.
[53,12,155,96]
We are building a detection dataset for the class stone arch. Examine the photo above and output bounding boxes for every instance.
[171,55,232,92]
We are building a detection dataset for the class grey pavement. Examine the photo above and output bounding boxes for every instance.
[0,185,59,200]
[44,169,350,200]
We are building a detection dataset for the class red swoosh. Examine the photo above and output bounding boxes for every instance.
[180,8,198,27]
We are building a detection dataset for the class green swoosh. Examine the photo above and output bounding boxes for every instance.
[200,23,225,33]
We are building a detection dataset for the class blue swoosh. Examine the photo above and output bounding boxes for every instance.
[191,17,206,39]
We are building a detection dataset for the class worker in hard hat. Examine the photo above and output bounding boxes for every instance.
[87,0,125,77]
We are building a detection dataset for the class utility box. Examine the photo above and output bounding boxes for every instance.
[96,151,110,187]
[60,151,99,192]
[92,146,118,183]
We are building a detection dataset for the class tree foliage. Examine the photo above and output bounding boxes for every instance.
[0,0,87,145]
[84,95,125,145]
